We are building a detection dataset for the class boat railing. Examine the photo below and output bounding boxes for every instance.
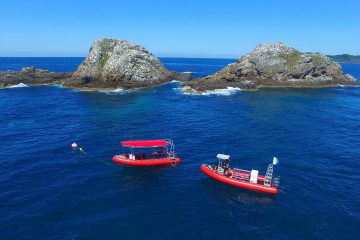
[231,168,251,181]
[137,153,168,160]
[120,153,168,160]
[231,174,250,181]
[205,164,217,171]
[166,139,176,159]
[232,168,251,173]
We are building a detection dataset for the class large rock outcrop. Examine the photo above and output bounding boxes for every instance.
[0,67,71,88]
[65,38,175,89]
[185,42,358,92]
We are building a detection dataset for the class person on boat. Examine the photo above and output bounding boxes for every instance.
[223,159,230,176]
[228,169,233,178]
[158,147,164,158]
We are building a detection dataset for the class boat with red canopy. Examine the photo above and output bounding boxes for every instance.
[112,139,180,166]
[201,154,280,194]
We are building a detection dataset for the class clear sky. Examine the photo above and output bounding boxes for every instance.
[0,0,359,58]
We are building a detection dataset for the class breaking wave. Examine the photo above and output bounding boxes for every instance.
[202,87,242,96]
[98,88,134,95]
[180,86,241,96]
[52,83,64,88]
[8,83,29,88]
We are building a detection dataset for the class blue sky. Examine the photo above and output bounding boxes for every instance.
[0,0,359,57]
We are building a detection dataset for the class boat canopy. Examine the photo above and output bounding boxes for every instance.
[217,154,230,160]
[121,139,168,148]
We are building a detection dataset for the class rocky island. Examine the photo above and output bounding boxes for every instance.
[329,54,360,63]
[0,67,71,88]
[0,38,189,89]
[64,38,187,89]
[183,43,358,93]
[0,40,357,91]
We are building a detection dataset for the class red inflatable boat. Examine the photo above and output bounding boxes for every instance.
[112,139,180,166]
[201,154,280,194]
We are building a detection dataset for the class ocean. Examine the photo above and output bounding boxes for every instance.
[0,57,359,239]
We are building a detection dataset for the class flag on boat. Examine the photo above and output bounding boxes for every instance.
[273,157,279,165]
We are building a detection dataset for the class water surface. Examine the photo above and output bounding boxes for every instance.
[1,58,359,239]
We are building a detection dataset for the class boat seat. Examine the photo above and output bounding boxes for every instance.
[232,172,250,180]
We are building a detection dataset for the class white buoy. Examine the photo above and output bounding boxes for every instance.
[71,142,78,148]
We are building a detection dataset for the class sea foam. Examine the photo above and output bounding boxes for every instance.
[99,88,134,95]
[180,86,241,96]
[8,83,29,88]
[201,87,241,96]
[52,83,64,88]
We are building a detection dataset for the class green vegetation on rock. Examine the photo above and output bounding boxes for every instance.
[286,50,302,67]
[99,53,109,68]
[311,54,323,66]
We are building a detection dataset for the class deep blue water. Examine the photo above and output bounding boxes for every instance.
[1,58,360,240]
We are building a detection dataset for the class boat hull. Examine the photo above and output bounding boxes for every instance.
[112,155,181,166]
[201,164,278,194]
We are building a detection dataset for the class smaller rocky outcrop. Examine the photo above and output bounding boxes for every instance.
[0,67,72,88]
[65,38,179,89]
[329,54,360,64]
[184,42,358,93]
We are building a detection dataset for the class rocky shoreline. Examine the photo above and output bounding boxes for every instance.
[183,43,358,94]
[0,67,71,88]
[0,40,358,91]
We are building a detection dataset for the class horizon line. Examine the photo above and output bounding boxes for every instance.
[0,53,359,59]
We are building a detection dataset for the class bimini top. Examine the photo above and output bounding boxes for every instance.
[121,139,168,148]
[217,154,230,160]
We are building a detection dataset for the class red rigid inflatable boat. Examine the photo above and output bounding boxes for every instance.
[112,139,180,166]
[201,154,280,194]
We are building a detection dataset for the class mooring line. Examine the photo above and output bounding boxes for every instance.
[73,144,117,167]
